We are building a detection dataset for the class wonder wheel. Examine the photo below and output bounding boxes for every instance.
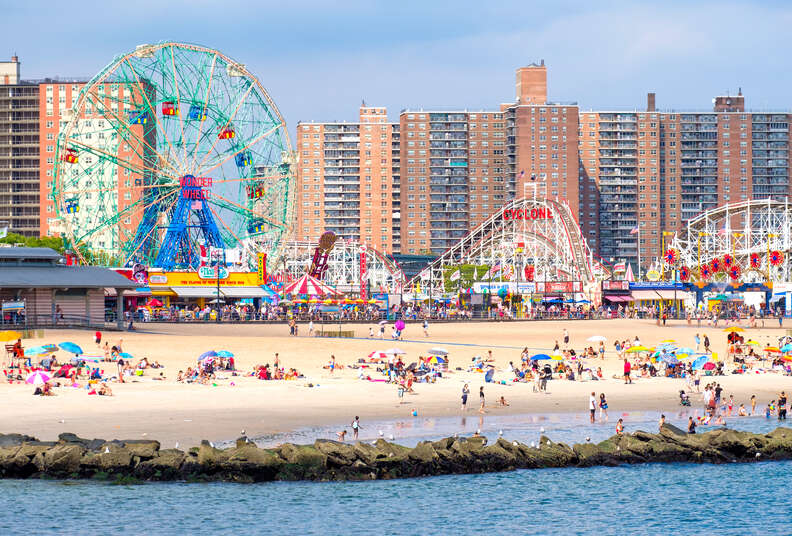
[52,42,295,271]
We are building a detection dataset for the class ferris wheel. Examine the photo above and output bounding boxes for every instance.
[52,42,295,271]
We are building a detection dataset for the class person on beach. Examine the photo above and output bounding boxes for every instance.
[423,319,429,337]
[351,416,361,440]
[623,358,632,384]
[116,356,125,383]
[308,320,314,337]
[599,393,609,422]
[751,395,757,415]
[778,392,787,420]
[598,342,605,361]
[694,333,701,352]
[589,392,597,423]
[379,323,385,339]
[95,330,102,346]
[479,386,485,413]
[337,430,347,441]
[704,334,711,353]
[659,414,666,430]
[615,419,624,435]
[688,416,696,434]
[563,328,570,349]
[738,404,748,416]
[369,327,374,338]
[461,384,470,411]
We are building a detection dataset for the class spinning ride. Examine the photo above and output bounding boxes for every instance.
[52,42,295,271]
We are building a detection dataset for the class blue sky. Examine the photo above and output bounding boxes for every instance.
[3,0,792,132]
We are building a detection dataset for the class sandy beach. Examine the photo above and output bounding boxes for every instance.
[3,318,792,448]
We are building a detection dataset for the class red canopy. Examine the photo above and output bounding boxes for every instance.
[282,274,340,297]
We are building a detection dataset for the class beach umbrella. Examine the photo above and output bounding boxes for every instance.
[746,340,760,346]
[378,320,388,325]
[551,354,564,361]
[675,347,696,355]
[25,371,51,385]
[58,342,83,355]
[146,298,163,307]
[626,346,651,353]
[586,335,607,342]
[702,362,716,371]
[531,354,552,360]
[119,352,134,360]
[24,345,57,357]
[661,339,676,343]
[691,355,710,370]
[658,354,678,365]
[282,273,341,297]
[367,351,389,361]
[764,346,780,353]
[780,343,792,353]
[0,330,22,342]
[723,327,744,333]
[216,350,234,358]
[429,347,449,355]
[198,350,218,361]
[427,355,446,364]
[384,348,406,355]
[394,320,406,331]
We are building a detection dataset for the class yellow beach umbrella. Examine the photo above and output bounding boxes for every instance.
[551,354,564,360]
[723,327,744,333]
[626,345,651,353]
[0,330,22,342]
[746,340,760,346]
[661,339,676,343]
[764,346,780,353]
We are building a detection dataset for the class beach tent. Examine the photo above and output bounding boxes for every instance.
[282,274,341,297]
[587,335,607,342]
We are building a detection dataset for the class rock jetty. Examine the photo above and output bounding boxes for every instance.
[2,425,792,483]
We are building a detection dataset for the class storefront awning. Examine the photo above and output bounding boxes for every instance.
[171,287,226,298]
[631,290,691,301]
[220,287,272,298]
[604,294,633,303]
[105,287,152,297]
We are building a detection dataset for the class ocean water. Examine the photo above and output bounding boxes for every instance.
[0,461,790,535]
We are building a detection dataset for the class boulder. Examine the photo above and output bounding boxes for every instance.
[135,448,186,480]
[83,443,133,472]
[536,436,578,467]
[121,440,160,460]
[0,433,38,448]
[33,444,85,476]
[276,444,327,480]
[314,440,358,466]
[659,423,687,437]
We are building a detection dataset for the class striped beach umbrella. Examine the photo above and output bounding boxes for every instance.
[26,371,51,385]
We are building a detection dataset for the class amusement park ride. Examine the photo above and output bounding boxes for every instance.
[51,42,295,274]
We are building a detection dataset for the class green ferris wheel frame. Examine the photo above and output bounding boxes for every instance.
[52,41,296,272]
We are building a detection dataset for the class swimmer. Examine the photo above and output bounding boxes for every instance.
[498,396,509,407]
[738,404,747,417]
[615,418,624,435]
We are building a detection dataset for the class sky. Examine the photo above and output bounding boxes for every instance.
[3,0,792,137]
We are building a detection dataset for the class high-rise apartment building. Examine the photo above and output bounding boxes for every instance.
[295,106,399,253]
[0,56,40,236]
[297,63,792,274]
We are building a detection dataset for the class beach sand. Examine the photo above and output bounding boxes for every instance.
[3,318,791,447]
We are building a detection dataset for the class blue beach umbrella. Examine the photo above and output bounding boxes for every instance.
[58,342,83,355]
[119,352,134,360]
[531,354,552,360]
[216,350,234,358]
[658,354,678,365]
[675,347,696,355]
[24,345,57,357]
[199,350,218,361]
[691,355,710,370]
[781,343,792,353]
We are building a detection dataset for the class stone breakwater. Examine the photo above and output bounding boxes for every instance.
[2,425,792,482]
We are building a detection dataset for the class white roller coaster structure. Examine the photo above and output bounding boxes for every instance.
[409,197,609,294]
[671,198,792,283]
[280,240,405,294]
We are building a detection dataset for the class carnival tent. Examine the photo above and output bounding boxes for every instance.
[282,274,341,297]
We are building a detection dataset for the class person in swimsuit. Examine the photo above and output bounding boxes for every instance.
[599,393,609,422]
[461,384,470,411]
[688,416,696,434]
[615,419,624,435]
[479,386,485,413]
[351,416,361,440]
[778,391,787,420]
[589,392,597,423]
[659,414,666,430]
[750,395,757,415]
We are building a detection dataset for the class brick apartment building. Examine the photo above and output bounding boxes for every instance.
[296,63,792,274]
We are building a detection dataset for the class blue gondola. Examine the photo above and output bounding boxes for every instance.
[128,111,149,125]
[235,152,252,167]
[247,221,265,234]
[188,104,206,121]
[65,199,80,214]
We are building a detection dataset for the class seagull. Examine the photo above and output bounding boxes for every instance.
[59,419,65,424]
[756,452,761,458]
[512,441,518,446]
[378,430,384,437]
[209,441,215,448]
[476,429,481,435]
[142,433,147,437]
[241,430,246,436]
[530,441,536,448]
[540,427,545,433]
[586,437,591,442]
[388,434,394,440]
[498,430,503,436]
[175,442,179,449]
[104,447,110,454]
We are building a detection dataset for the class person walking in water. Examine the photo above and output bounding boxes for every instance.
[589,392,597,423]
[623,358,632,384]
[599,393,609,422]
[351,416,361,440]
[461,384,470,411]
[479,386,485,413]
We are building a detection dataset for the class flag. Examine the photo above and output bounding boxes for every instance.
[613,261,626,272]
[473,266,479,281]
[630,226,639,235]
[419,269,430,281]
[449,269,461,282]
[485,263,501,279]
